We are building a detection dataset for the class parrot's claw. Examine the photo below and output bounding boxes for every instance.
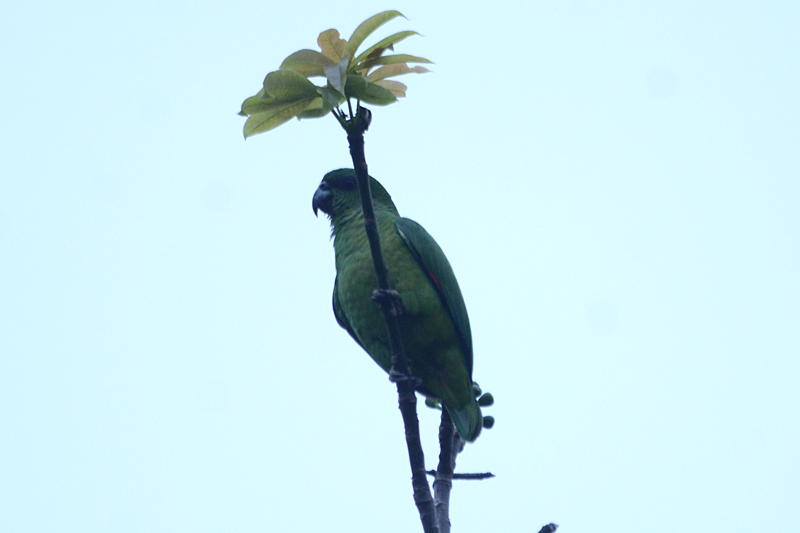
[389,368,422,387]
[371,289,404,316]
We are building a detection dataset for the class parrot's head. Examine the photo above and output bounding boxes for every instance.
[312,169,397,225]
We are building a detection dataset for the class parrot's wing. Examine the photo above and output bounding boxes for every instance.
[333,275,367,352]
[395,217,473,375]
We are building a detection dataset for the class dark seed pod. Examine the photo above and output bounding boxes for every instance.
[478,393,494,407]
[425,397,442,410]
[482,416,495,429]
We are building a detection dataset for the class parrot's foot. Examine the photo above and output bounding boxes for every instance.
[388,368,422,387]
[371,289,404,316]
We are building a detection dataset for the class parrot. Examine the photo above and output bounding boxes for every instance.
[313,168,483,442]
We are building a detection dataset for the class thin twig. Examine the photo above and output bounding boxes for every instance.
[426,471,495,480]
[341,105,438,533]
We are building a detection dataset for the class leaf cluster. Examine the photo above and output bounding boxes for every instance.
[239,10,431,138]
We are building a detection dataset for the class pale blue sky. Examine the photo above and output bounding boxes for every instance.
[1,1,798,532]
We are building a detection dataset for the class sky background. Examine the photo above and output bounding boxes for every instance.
[2,1,798,532]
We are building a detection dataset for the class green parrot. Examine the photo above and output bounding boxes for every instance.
[313,168,483,442]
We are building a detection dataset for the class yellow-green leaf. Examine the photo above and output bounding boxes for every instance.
[263,69,319,103]
[342,10,404,62]
[374,79,407,98]
[318,29,347,63]
[344,76,397,106]
[243,97,316,137]
[352,31,419,65]
[368,64,430,81]
[280,49,334,77]
[358,54,432,71]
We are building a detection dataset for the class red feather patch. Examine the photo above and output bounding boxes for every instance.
[426,268,441,290]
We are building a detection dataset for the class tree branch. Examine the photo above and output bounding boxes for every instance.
[340,104,438,533]
[433,410,459,533]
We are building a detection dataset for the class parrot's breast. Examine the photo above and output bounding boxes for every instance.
[333,214,471,408]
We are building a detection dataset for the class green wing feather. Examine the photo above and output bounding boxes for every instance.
[394,217,473,377]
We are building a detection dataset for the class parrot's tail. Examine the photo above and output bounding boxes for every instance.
[447,395,482,442]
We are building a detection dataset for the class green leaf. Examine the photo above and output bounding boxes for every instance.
[318,29,347,62]
[239,88,265,116]
[280,49,334,77]
[243,97,316,137]
[319,84,345,108]
[297,97,333,119]
[241,82,320,116]
[373,79,406,98]
[342,10,404,62]
[262,69,319,103]
[344,76,397,106]
[368,63,430,81]
[323,56,349,96]
[243,96,309,116]
[358,53,432,71]
[352,31,419,66]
